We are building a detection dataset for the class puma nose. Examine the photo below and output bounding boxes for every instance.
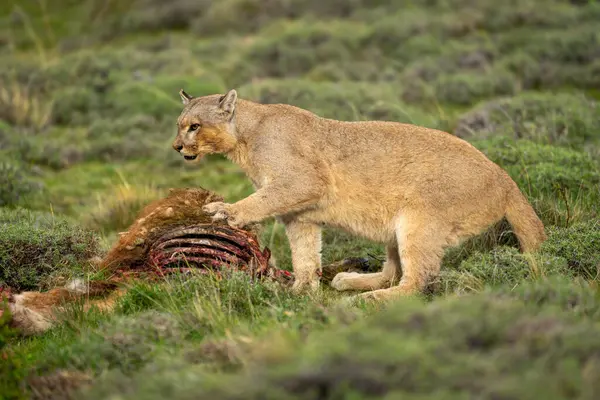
[174,144,183,152]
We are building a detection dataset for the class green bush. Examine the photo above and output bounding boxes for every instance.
[0,208,99,291]
[44,52,119,91]
[542,219,600,278]
[305,60,397,82]
[51,87,104,126]
[499,51,550,90]
[107,75,225,119]
[194,0,403,36]
[402,45,497,82]
[0,161,39,207]
[564,59,600,91]
[492,277,600,320]
[100,0,598,40]
[239,79,437,125]
[356,10,446,59]
[455,92,600,146]
[15,116,171,168]
[37,311,183,375]
[19,48,225,123]
[12,127,88,170]
[193,0,298,36]
[437,246,570,295]
[470,0,588,32]
[103,0,210,36]
[497,53,599,91]
[499,23,600,65]
[472,138,600,200]
[430,69,518,106]
[228,21,370,86]
[82,116,168,163]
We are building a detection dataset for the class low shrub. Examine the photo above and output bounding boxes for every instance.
[13,116,171,169]
[472,138,600,201]
[542,219,600,278]
[36,311,183,375]
[43,51,120,93]
[0,161,39,207]
[0,208,99,291]
[84,115,168,163]
[13,127,87,170]
[239,79,437,125]
[498,23,600,66]
[103,0,210,36]
[498,53,582,90]
[455,92,599,147]
[402,45,497,82]
[436,246,570,295]
[106,75,225,119]
[51,87,104,126]
[492,277,600,320]
[194,0,403,36]
[430,69,518,106]
[227,20,370,86]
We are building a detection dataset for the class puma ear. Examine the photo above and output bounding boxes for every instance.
[218,89,237,115]
[179,89,193,105]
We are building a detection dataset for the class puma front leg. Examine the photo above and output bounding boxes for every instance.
[203,180,325,228]
[282,218,322,293]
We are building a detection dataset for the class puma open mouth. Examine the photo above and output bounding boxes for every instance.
[184,155,198,161]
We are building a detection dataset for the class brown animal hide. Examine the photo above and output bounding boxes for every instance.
[96,187,279,279]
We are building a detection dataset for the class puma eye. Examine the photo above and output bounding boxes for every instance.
[189,124,200,131]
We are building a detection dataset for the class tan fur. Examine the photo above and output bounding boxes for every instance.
[174,89,547,300]
[6,283,124,336]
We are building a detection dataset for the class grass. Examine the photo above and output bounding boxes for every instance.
[43,277,600,400]
[1,0,599,398]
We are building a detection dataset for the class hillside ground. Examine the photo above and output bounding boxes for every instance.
[1,1,599,399]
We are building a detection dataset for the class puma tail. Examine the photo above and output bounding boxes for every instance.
[505,185,547,252]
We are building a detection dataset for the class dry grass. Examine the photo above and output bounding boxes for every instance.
[0,81,53,130]
[84,181,165,236]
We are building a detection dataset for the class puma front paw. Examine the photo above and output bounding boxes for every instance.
[202,202,249,229]
[202,202,231,221]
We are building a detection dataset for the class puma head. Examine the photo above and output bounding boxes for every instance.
[172,89,238,162]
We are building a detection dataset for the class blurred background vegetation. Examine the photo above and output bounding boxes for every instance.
[1,1,600,399]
